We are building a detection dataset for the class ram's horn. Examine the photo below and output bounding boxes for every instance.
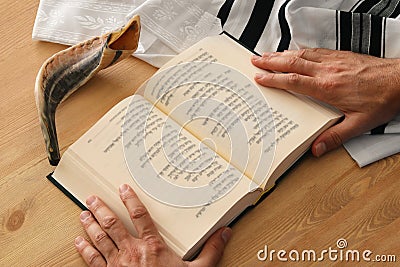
[35,15,140,166]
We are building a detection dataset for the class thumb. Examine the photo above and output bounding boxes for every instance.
[190,227,232,267]
[312,116,362,157]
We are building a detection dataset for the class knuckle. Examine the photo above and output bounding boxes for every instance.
[322,78,336,90]
[268,72,277,81]
[209,241,224,259]
[329,130,343,147]
[143,235,166,254]
[129,206,148,220]
[317,79,337,98]
[102,215,119,229]
[297,49,307,58]
[140,227,156,238]
[325,64,342,74]
[89,202,102,213]
[117,249,141,267]
[94,231,108,243]
[87,250,103,266]
[81,217,94,229]
[287,56,300,67]
[287,73,300,84]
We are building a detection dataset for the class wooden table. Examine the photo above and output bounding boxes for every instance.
[1,1,399,266]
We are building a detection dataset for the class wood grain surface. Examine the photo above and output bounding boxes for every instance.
[1,1,399,266]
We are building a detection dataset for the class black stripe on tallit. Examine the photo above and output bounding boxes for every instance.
[371,123,389,134]
[390,1,400,17]
[369,14,384,56]
[383,17,386,57]
[336,10,339,50]
[377,0,395,16]
[276,0,292,52]
[350,0,366,12]
[353,0,381,13]
[222,31,260,55]
[239,0,275,50]
[355,0,400,17]
[339,11,352,51]
[217,0,236,27]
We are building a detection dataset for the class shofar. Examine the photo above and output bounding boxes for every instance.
[35,15,140,166]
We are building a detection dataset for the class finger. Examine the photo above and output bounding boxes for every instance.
[306,48,336,55]
[251,52,319,76]
[272,49,324,63]
[79,210,118,261]
[312,116,364,157]
[190,227,232,267]
[254,72,320,98]
[75,236,107,267]
[86,195,132,247]
[119,184,160,239]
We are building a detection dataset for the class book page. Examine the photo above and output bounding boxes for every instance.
[122,95,257,207]
[140,61,275,189]
[54,95,259,258]
[142,35,342,188]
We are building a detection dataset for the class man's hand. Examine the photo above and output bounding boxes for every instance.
[252,48,400,156]
[75,184,232,267]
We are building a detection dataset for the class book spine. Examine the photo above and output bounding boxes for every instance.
[46,172,87,211]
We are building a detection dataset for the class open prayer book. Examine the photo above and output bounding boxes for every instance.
[49,34,342,259]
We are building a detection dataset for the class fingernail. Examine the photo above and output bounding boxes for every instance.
[221,228,232,244]
[75,236,84,246]
[80,211,91,221]
[86,195,97,206]
[252,55,260,61]
[315,142,327,157]
[255,73,264,79]
[119,184,129,194]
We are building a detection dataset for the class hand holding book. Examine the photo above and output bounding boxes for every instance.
[75,184,231,266]
[252,49,400,157]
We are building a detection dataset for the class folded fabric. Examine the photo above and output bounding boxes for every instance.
[344,134,400,167]
[33,0,223,67]
[32,0,400,167]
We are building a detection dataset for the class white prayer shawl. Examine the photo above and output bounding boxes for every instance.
[32,0,400,167]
